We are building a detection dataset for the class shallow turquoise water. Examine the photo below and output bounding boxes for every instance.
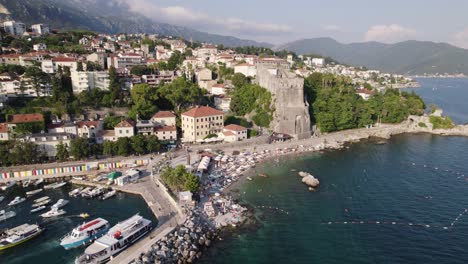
[0,184,156,264]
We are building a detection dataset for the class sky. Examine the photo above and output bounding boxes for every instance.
[117,0,468,48]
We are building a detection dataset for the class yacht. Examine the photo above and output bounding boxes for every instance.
[8,197,26,206]
[75,214,152,264]
[26,188,43,197]
[32,199,51,207]
[69,187,84,197]
[1,181,16,191]
[41,208,66,218]
[0,224,43,250]
[87,188,105,199]
[34,196,50,203]
[80,187,93,198]
[60,218,111,250]
[30,206,47,213]
[102,190,117,201]
[52,199,69,209]
[0,210,16,221]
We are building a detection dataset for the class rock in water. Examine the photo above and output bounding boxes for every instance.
[302,175,320,187]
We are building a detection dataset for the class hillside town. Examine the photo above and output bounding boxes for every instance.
[0,20,424,164]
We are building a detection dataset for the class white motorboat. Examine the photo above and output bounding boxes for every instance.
[87,188,104,199]
[75,214,152,264]
[34,179,44,186]
[0,210,16,221]
[22,180,32,188]
[101,190,117,200]
[30,206,47,213]
[44,181,67,190]
[34,196,50,203]
[32,199,51,208]
[52,199,69,209]
[8,197,26,206]
[41,208,66,218]
[60,218,111,250]
[80,187,93,198]
[26,189,43,197]
[69,187,84,197]
[1,181,16,191]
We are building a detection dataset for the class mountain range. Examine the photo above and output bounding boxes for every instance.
[276,38,468,75]
[0,0,271,47]
[1,0,468,75]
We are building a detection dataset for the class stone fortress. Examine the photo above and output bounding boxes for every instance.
[256,60,311,139]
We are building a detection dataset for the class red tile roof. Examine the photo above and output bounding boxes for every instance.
[10,113,44,124]
[116,119,135,128]
[224,124,247,132]
[182,106,223,118]
[76,121,101,128]
[223,131,236,136]
[0,123,8,133]
[152,111,176,119]
[154,126,177,132]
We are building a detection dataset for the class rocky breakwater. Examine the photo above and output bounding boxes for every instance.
[298,171,320,191]
[132,211,218,264]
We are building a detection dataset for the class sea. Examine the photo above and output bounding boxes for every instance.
[200,78,468,264]
[0,184,156,264]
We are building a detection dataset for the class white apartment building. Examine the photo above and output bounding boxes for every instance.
[71,71,110,94]
[234,63,257,78]
[3,21,26,36]
[33,43,47,51]
[115,119,135,138]
[31,24,50,35]
[20,133,75,158]
[107,53,146,69]
[181,106,224,143]
[41,57,78,74]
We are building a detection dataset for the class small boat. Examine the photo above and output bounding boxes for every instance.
[44,181,67,190]
[75,214,152,264]
[80,187,93,198]
[102,190,117,200]
[34,179,44,186]
[30,206,47,213]
[87,187,105,198]
[60,218,111,250]
[22,180,32,188]
[79,213,90,219]
[0,224,43,250]
[73,176,85,181]
[26,189,43,197]
[8,197,26,206]
[41,208,66,218]
[34,196,50,203]
[32,199,51,208]
[69,187,84,197]
[247,177,253,181]
[1,181,16,191]
[51,199,69,209]
[0,210,16,221]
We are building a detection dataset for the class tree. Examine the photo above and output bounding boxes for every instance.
[108,66,122,105]
[55,142,69,162]
[131,135,146,155]
[103,141,116,156]
[69,138,90,160]
[116,137,131,156]
[160,165,199,193]
[130,65,152,76]
[167,51,184,70]
[10,141,44,165]
[129,84,158,119]
[77,61,84,71]
[184,173,201,193]
[24,66,50,97]
[232,73,248,88]
[158,77,204,113]
[146,135,161,153]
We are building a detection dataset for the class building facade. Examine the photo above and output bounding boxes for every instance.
[181,106,224,143]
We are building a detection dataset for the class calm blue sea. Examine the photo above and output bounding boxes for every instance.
[0,184,156,264]
[200,78,468,264]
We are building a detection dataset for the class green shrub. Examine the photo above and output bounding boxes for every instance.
[418,122,427,128]
[429,116,455,129]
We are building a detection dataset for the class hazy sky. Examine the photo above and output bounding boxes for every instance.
[119,0,468,48]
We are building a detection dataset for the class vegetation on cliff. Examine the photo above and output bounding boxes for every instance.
[230,83,273,128]
[429,116,455,129]
[305,72,426,133]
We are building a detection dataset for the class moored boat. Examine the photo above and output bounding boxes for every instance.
[0,210,16,221]
[41,208,66,218]
[101,190,116,200]
[34,196,50,203]
[30,206,47,213]
[0,224,43,250]
[69,187,84,197]
[75,214,152,264]
[44,181,67,190]
[52,199,69,209]
[22,180,32,188]
[34,179,44,186]
[1,181,16,191]
[60,218,111,250]
[26,188,43,197]
[32,199,51,207]
[8,196,26,206]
